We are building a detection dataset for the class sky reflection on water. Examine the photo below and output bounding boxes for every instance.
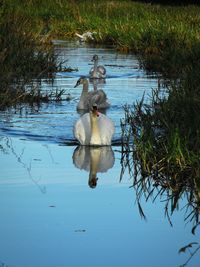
[0,137,199,267]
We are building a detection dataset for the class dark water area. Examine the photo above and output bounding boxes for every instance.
[0,41,199,267]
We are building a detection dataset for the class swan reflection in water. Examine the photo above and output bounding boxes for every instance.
[72,146,115,188]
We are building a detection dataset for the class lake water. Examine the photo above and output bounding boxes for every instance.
[0,41,199,267]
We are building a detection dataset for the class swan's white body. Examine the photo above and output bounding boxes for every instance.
[74,111,115,146]
[74,77,109,110]
[89,55,106,79]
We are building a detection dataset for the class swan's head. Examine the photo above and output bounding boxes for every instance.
[74,77,88,88]
[91,104,100,117]
[91,54,99,62]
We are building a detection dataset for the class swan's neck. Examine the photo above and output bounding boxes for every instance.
[78,80,89,109]
[93,83,98,91]
[93,59,98,71]
[90,112,101,145]
[80,80,89,97]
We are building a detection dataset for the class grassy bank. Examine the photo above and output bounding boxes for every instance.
[2,0,200,77]
[0,1,60,109]
[120,75,200,223]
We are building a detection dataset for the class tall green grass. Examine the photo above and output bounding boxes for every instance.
[0,1,59,109]
[2,0,200,77]
[120,73,200,220]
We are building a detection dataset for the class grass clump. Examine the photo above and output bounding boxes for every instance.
[120,74,200,224]
[0,1,59,109]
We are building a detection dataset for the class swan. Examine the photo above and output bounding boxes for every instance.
[74,77,110,110]
[73,104,115,146]
[89,54,106,79]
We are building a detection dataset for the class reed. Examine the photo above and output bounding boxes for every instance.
[120,74,200,220]
[0,1,61,109]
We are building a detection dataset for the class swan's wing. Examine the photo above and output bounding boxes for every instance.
[97,89,107,98]
[90,93,105,106]
[73,113,91,145]
[89,67,94,75]
[88,90,108,106]
[78,90,107,110]
[89,89,106,98]
[89,67,106,78]
[77,98,90,110]
[97,65,106,75]
[97,113,115,145]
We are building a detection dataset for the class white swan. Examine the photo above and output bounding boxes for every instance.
[73,105,115,146]
[74,77,110,110]
[89,54,106,79]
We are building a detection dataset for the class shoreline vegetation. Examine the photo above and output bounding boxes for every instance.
[1,0,200,221]
[1,1,200,78]
[3,0,199,76]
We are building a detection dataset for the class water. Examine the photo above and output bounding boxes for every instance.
[0,41,157,144]
[0,41,199,267]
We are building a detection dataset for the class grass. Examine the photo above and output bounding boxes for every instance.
[120,75,200,221]
[0,1,65,109]
[1,0,199,78]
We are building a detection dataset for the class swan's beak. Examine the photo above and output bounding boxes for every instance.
[74,81,79,88]
[92,104,99,117]
[91,55,98,62]
[93,110,99,117]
